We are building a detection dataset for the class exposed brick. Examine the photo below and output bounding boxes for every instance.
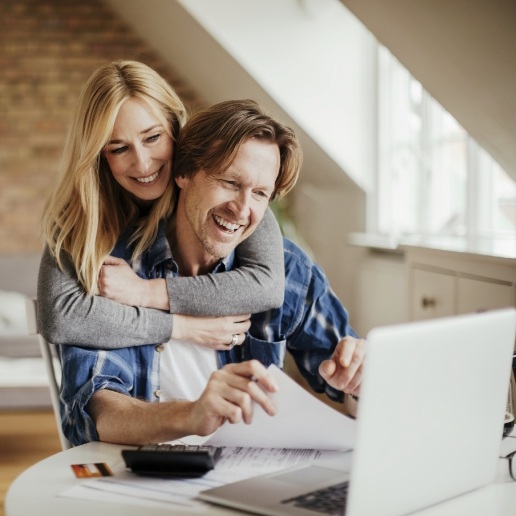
[0,0,206,255]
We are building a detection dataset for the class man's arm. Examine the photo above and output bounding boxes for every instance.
[60,345,279,446]
[280,240,365,401]
[88,361,279,445]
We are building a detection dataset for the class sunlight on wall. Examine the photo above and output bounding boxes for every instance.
[178,0,376,192]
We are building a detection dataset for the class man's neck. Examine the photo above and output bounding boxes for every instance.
[167,216,218,277]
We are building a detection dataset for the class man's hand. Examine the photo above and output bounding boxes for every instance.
[318,336,366,396]
[89,360,279,445]
[188,360,279,436]
[98,256,169,310]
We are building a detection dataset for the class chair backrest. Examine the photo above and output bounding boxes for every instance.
[25,297,72,450]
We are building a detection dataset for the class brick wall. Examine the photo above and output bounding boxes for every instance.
[0,0,205,255]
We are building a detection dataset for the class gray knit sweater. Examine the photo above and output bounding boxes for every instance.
[37,208,284,349]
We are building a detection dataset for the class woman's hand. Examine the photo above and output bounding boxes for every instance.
[98,256,169,310]
[99,256,251,350]
[172,313,252,350]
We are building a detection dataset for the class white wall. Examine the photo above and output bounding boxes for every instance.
[177,0,376,193]
[104,0,376,186]
[341,0,516,181]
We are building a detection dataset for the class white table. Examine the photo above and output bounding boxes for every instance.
[6,438,516,516]
[5,441,237,516]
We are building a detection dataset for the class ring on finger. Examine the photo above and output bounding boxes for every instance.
[227,334,239,347]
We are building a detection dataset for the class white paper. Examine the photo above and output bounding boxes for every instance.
[204,364,356,450]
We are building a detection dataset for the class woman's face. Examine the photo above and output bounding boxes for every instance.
[103,98,173,202]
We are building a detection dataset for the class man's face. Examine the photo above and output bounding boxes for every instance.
[175,138,280,267]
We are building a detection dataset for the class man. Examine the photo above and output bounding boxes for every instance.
[61,100,365,446]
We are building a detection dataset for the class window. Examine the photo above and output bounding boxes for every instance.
[375,45,516,242]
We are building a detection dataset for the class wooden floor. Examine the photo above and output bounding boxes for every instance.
[0,410,61,516]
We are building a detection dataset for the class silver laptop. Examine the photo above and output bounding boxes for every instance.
[199,308,516,515]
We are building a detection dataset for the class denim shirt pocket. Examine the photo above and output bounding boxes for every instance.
[240,334,286,369]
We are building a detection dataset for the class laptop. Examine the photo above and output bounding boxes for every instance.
[199,308,516,516]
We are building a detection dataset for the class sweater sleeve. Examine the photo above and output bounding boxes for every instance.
[166,207,285,315]
[37,246,174,349]
[37,208,284,349]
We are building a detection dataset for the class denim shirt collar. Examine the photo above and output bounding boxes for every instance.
[114,218,236,279]
[213,250,235,273]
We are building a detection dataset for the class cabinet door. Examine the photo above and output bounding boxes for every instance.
[412,268,455,320]
[457,277,514,314]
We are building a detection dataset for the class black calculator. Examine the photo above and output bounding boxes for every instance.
[122,444,222,478]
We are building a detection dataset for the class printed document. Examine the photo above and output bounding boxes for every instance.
[204,364,356,450]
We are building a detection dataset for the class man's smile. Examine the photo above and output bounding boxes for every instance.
[213,214,243,233]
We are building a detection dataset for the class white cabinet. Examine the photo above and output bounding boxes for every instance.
[457,276,514,315]
[411,268,455,320]
[406,247,515,321]
[405,246,516,419]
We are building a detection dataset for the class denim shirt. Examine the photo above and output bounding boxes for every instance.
[60,221,358,445]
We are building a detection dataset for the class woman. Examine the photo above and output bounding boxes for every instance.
[38,60,285,350]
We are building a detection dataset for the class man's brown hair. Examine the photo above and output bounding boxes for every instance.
[173,99,302,201]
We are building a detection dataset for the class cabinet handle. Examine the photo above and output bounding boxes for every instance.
[422,296,436,308]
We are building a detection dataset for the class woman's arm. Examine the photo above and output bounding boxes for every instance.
[38,248,251,349]
[167,207,285,315]
[38,207,284,348]
[99,208,284,314]
[37,245,174,348]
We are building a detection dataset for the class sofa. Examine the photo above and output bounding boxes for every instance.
[0,253,53,409]
[0,253,42,358]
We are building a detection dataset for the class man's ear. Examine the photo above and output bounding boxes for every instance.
[175,175,188,189]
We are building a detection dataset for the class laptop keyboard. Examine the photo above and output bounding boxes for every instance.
[281,481,348,515]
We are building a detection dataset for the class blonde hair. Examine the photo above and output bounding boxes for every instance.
[42,61,186,294]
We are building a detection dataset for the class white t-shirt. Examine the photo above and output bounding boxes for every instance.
[159,338,218,401]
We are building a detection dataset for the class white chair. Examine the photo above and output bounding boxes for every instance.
[25,297,72,450]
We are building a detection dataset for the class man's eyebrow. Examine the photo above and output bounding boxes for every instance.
[106,125,163,145]
[222,170,240,180]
